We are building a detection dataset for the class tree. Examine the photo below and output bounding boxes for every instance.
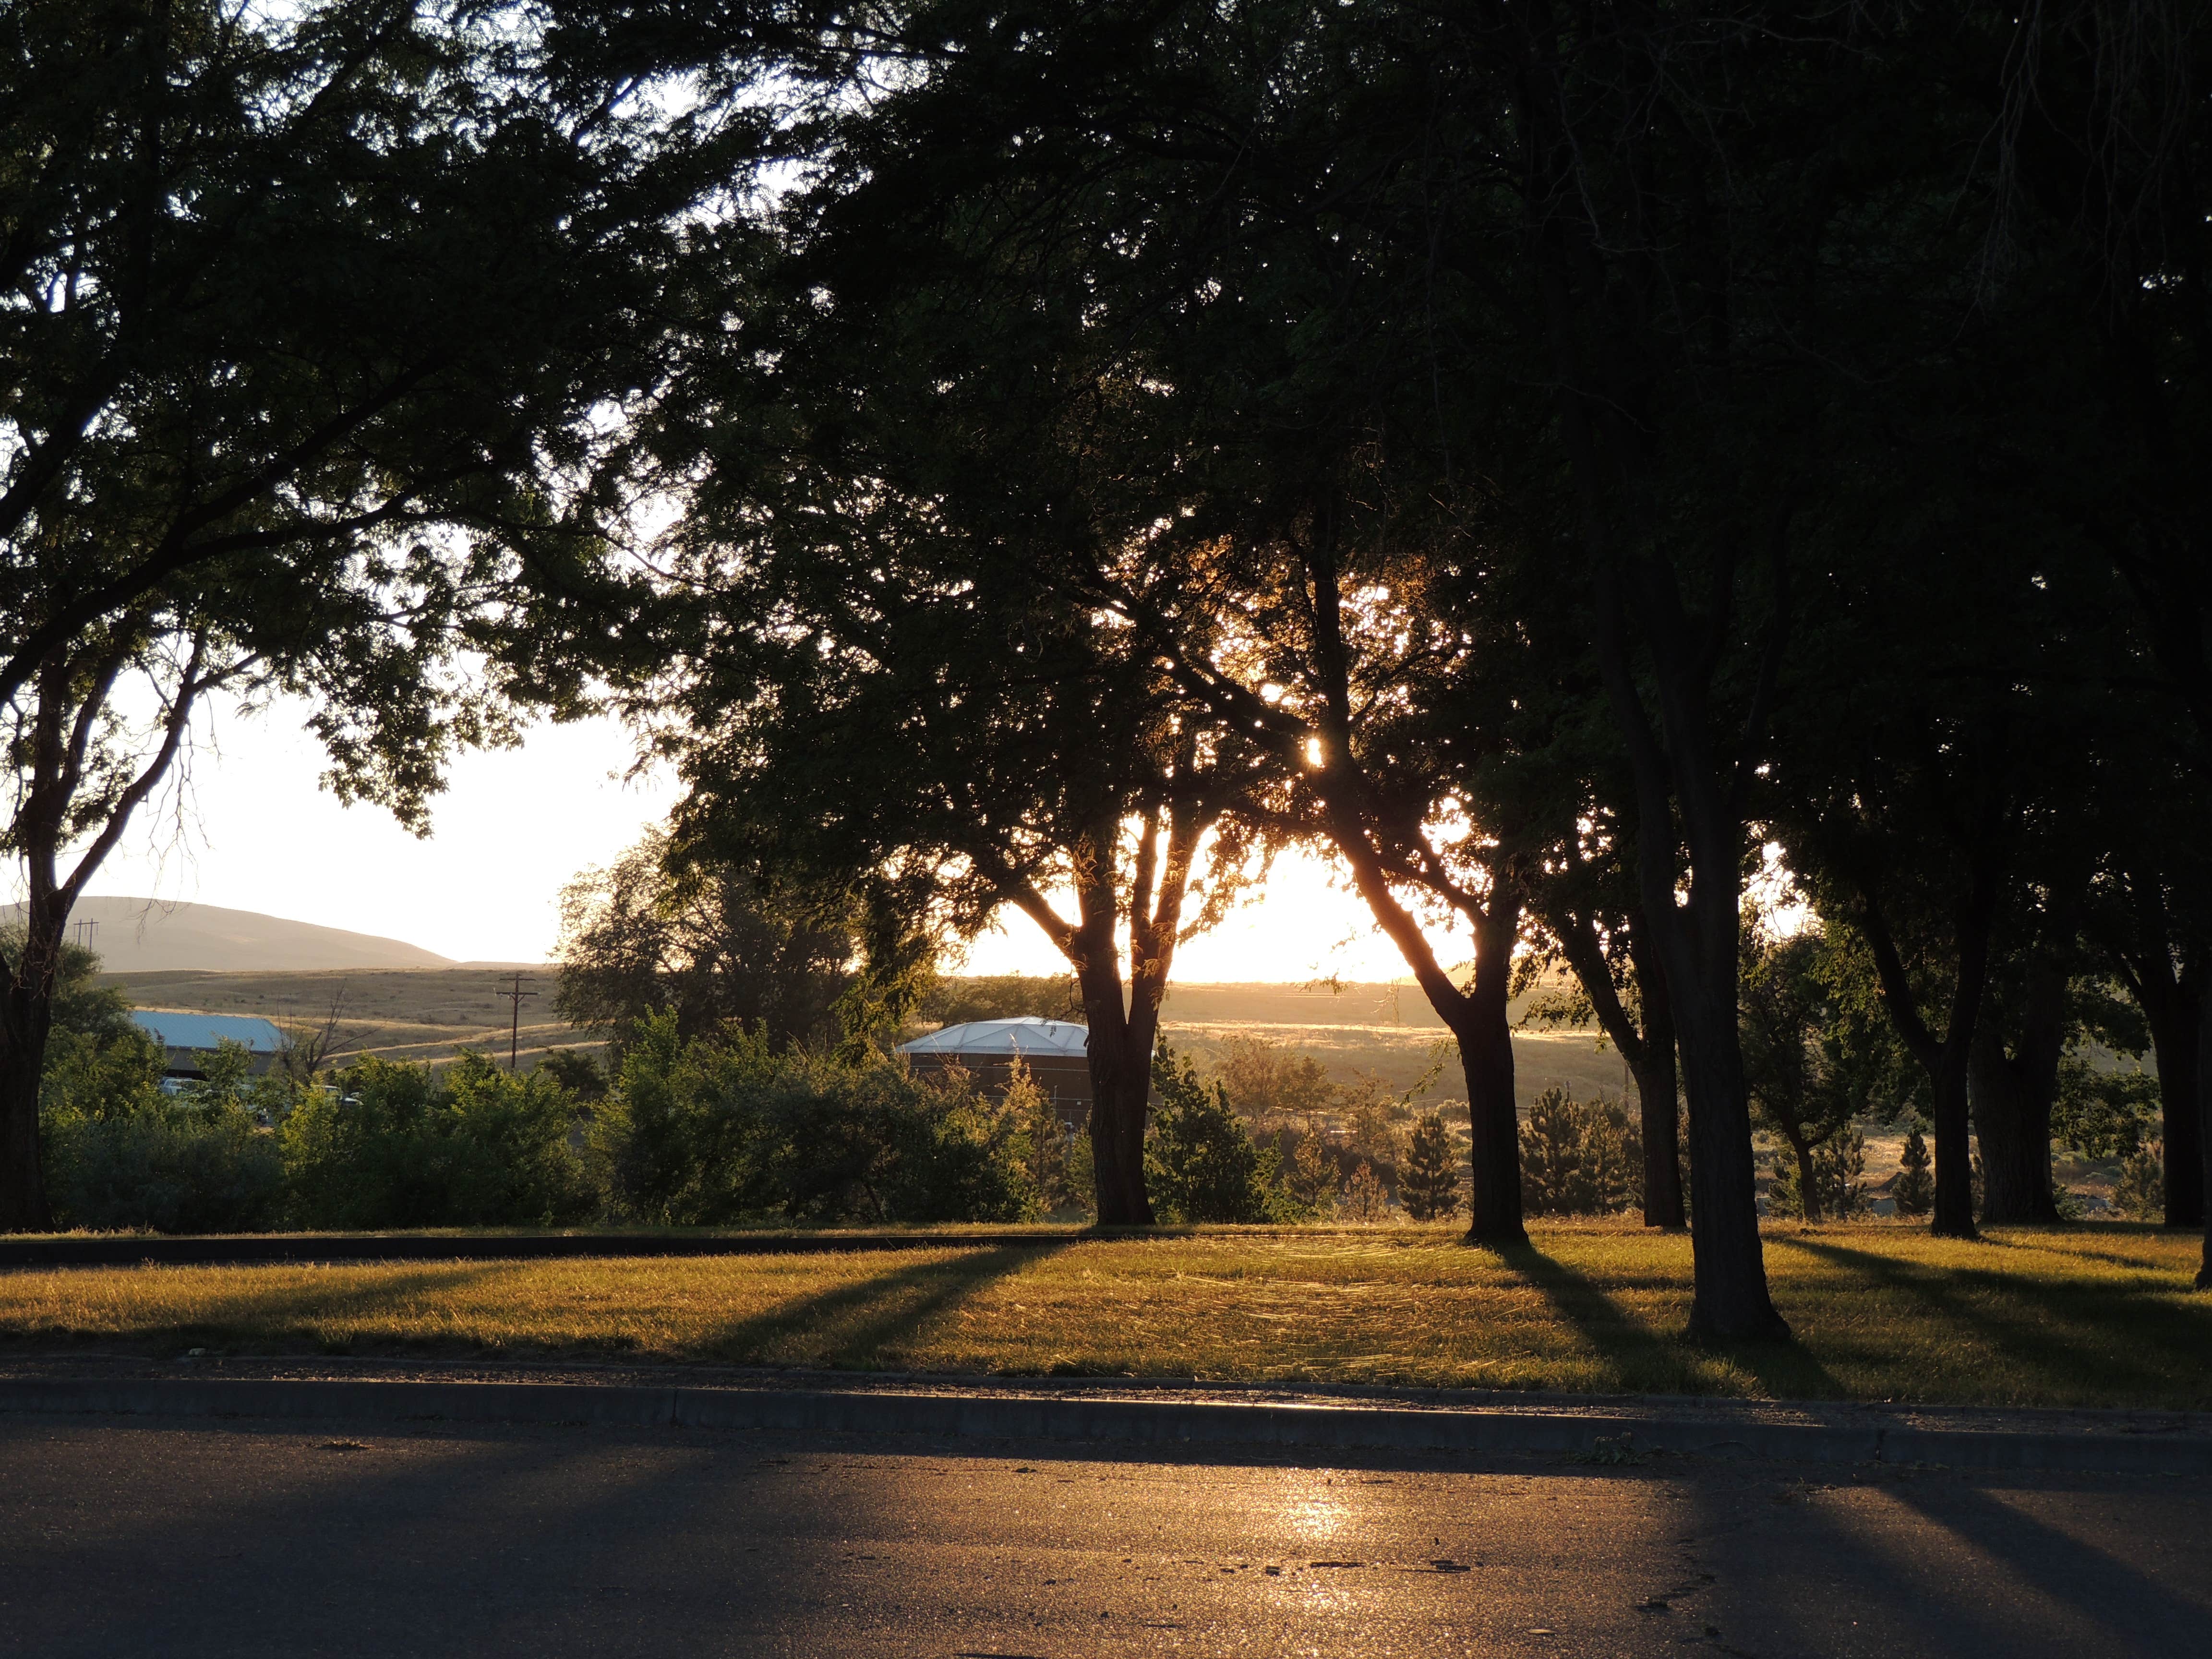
[0,0,731,1227]
[1400,1111,1462,1223]
[1894,1122,1934,1218]
[1144,1044,1289,1225]
[556,830,856,1055]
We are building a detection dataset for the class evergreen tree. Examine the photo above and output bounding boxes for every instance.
[1400,1112,1462,1223]
[1893,1124,1935,1218]
[1144,1045,1288,1225]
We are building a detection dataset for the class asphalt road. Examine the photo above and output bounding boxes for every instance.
[0,1417,2203,1658]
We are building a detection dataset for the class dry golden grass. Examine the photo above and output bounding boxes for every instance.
[1,1223,2204,1408]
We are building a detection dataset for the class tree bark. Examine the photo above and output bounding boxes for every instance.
[1080,981,1156,1227]
[0,910,60,1233]
[2152,994,2206,1228]
[1969,1029,2062,1225]
[2198,988,2212,1291]
[2125,934,2206,1228]
[1628,924,1685,1229]
[1458,898,1526,1246]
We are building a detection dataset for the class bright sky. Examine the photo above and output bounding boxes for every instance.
[17,692,1431,978]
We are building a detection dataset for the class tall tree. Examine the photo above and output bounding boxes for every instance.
[0,0,738,1227]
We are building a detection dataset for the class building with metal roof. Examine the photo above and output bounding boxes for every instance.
[897,1017,1093,1119]
[128,1011,289,1081]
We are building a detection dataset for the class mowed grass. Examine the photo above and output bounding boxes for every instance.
[1,1224,2204,1410]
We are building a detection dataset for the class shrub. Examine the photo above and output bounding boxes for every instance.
[1399,1110,1462,1221]
[592,1011,1038,1226]
[1770,1128,1871,1220]
[2111,1146,2164,1221]
[1340,1160,1391,1222]
[41,1034,288,1233]
[1145,1044,1293,1223]
[46,1103,286,1233]
[1519,1087,1642,1216]
[282,1053,596,1229]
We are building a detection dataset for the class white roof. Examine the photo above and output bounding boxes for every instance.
[898,1017,1089,1058]
[130,1010,289,1054]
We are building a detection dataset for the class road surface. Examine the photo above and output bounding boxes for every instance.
[0,1416,2202,1657]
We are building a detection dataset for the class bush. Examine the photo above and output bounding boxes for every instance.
[1400,1111,1462,1221]
[1340,1160,1390,1222]
[1519,1087,1642,1216]
[593,1011,1038,1226]
[46,1103,287,1233]
[282,1053,596,1229]
[1145,1044,1294,1223]
[1769,1128,1871,1220]
[41,1034,288,1233]
[2111,1146,2164,1221]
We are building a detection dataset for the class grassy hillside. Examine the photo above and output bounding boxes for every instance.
[106,967,593,1076]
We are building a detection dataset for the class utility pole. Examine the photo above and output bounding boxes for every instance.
[71,918,97,951]
[495,974,538,1073]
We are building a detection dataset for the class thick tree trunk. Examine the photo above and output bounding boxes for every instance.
[1632,945,1686,1229]
[0,933,59,1233]
[2144,989,2206,1229]
[1970,1031,2061,1225]
[1459,901,1525,1247]
[1672,958,1787,1336]
[1083,1026,1154,1226]
[2199,990,2212,1291]
[1929,1040,1978,1236]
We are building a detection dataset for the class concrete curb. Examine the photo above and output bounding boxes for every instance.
[0,1376,2203,1475]
[0,1232,1075,1269]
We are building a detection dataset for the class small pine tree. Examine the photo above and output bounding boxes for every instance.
[1145,1043,1289,1223]
[1287,1127,1336,1218]
[1893,1122,1934,1216]
[1400,1110,1461,1221]
[1005,1059,1076,1212]
[2111,1146,2164,1221]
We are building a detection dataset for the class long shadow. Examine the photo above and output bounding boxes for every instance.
[1496,1241,1845,1399]
[0,1262,514,1354]
[1875,1473,2212,1647]
[1774,1236,2210,1406]
[703,1243,1065,1370]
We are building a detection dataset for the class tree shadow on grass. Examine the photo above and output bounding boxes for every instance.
[0,1262,513,1356]
[702,1244,1064,1370]
[1773,1236,2211,1407]
[1496,1241,1843,1399]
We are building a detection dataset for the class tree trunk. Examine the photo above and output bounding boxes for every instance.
[2143,985,2206,1229]
[1632,943,1686,1229]
[1079,976,1155,1227]
[1930,1040,1978,1237]
[1459,900,1526,1247]
[1779,1123,1821,1223]
[2198,988,2212,1291]
[1670,928,1788,1339]
[0,926,60,1233]
[1969,1031,2061,1225]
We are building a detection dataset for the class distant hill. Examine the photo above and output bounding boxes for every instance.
[3,896,452,973]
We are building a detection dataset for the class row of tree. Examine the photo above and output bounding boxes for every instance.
[7,3,2210,1335]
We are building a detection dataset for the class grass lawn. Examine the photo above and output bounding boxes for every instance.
[0,1223,2203,1410]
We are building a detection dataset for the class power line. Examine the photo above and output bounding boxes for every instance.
[494,973,538,1073]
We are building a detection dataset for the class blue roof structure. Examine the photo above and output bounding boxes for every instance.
[129,1010,289,1055]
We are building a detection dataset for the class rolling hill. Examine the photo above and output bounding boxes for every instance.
[5,896,453,973]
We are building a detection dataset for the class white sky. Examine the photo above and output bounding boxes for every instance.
[17,692,1430,979]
